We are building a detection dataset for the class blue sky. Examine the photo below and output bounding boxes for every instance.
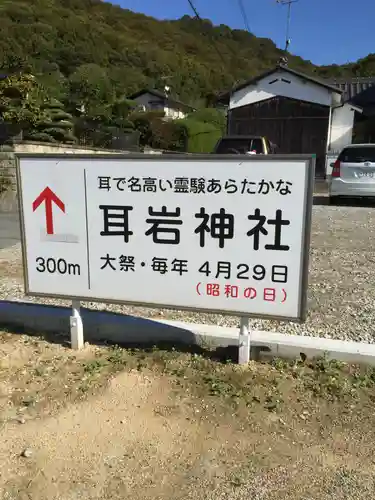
[112,0,374,66]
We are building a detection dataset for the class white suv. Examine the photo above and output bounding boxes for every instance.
[330,144,375,203]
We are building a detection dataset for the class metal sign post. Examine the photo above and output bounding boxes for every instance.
[16,154,315,360]
[70,299,84,350]
[238,317,250,364]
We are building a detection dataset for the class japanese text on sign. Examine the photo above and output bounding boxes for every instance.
[99,205,290,250]
[97,175,293,195]
[17,155,314,320]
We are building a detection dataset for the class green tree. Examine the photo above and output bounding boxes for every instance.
[0,0,373,120]
[69,64,114,117]
[150,119,187,151]
[187,108,226,132]
[110,98,137,131]
[74,98,137,149]
[129,110,165,148]
[27,98,76,143]
[128,110,187,151]
[37,68,68,103]
[0,73,46,137]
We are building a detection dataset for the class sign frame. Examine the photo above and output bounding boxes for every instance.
[16,153,315,323]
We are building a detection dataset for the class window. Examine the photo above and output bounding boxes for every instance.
[248,139,264,153]
[338,147,375,163]
[215,138,264,154]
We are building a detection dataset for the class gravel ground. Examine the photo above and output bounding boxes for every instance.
[2,203,375,343]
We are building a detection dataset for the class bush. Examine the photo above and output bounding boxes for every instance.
[180,118,222,153]
[48,111,74,121]
[128,110,222,152]
[111,117,134,132]
[37,120,73,130]
[129,110,165,147]
[150,119,187,151]
[32,99,77,144]
[25,131,57,142]
[43,127,69,140]
[187,108,226,132]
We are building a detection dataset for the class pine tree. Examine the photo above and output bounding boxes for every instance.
[27,98,76,143]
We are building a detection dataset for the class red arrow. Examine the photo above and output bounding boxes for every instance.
[32,187,65,235]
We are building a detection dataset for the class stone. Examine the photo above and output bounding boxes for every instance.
[21,448,33,458]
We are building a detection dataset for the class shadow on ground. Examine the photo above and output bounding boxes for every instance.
[0,300,272,364]
[0,301,244,363]
[0,319,247,364]
[313,195,375,207]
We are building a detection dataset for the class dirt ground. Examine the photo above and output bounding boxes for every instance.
[1,330,375,500]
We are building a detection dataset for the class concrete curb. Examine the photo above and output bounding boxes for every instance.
[1,299,375,365]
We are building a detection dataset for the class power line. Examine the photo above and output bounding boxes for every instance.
[237,0,251,33]
[187,0,200,18]
[186,0,227,67]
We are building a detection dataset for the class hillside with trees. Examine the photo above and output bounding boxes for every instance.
[1,0,374,106]
[0,0,374,151]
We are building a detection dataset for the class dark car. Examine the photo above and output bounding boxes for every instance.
[213,135,278,155]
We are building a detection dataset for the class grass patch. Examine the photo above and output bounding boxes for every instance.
[2,328,375,425]
[76,345,375,409]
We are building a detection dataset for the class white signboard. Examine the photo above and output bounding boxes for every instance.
[17,154,314,321]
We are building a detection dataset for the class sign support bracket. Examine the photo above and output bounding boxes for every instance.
[238,316,250,364]
[70,300,84,350]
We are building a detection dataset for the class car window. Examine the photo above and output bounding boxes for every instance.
[249,138,264,154]
[215,138,251,154]
[215,138,264,154]
[338,147,375,163]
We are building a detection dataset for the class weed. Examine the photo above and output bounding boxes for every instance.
[78,382,90,393]
[230,475,245,487]
[271,357,291,371]
[21,396,36,407]
[107,345,127,365]
[83,358,107,375]
[34,367,45,377]
[203,375,235,397]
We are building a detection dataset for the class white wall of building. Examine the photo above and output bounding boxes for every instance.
[230,70,341,109]
[164,107,186,119]
[132,93,187,119]
[329,103,358,153]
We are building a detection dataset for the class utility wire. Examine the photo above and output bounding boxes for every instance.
[187,0,200,18]
[237,0,251,33]
[186,0,228,67]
